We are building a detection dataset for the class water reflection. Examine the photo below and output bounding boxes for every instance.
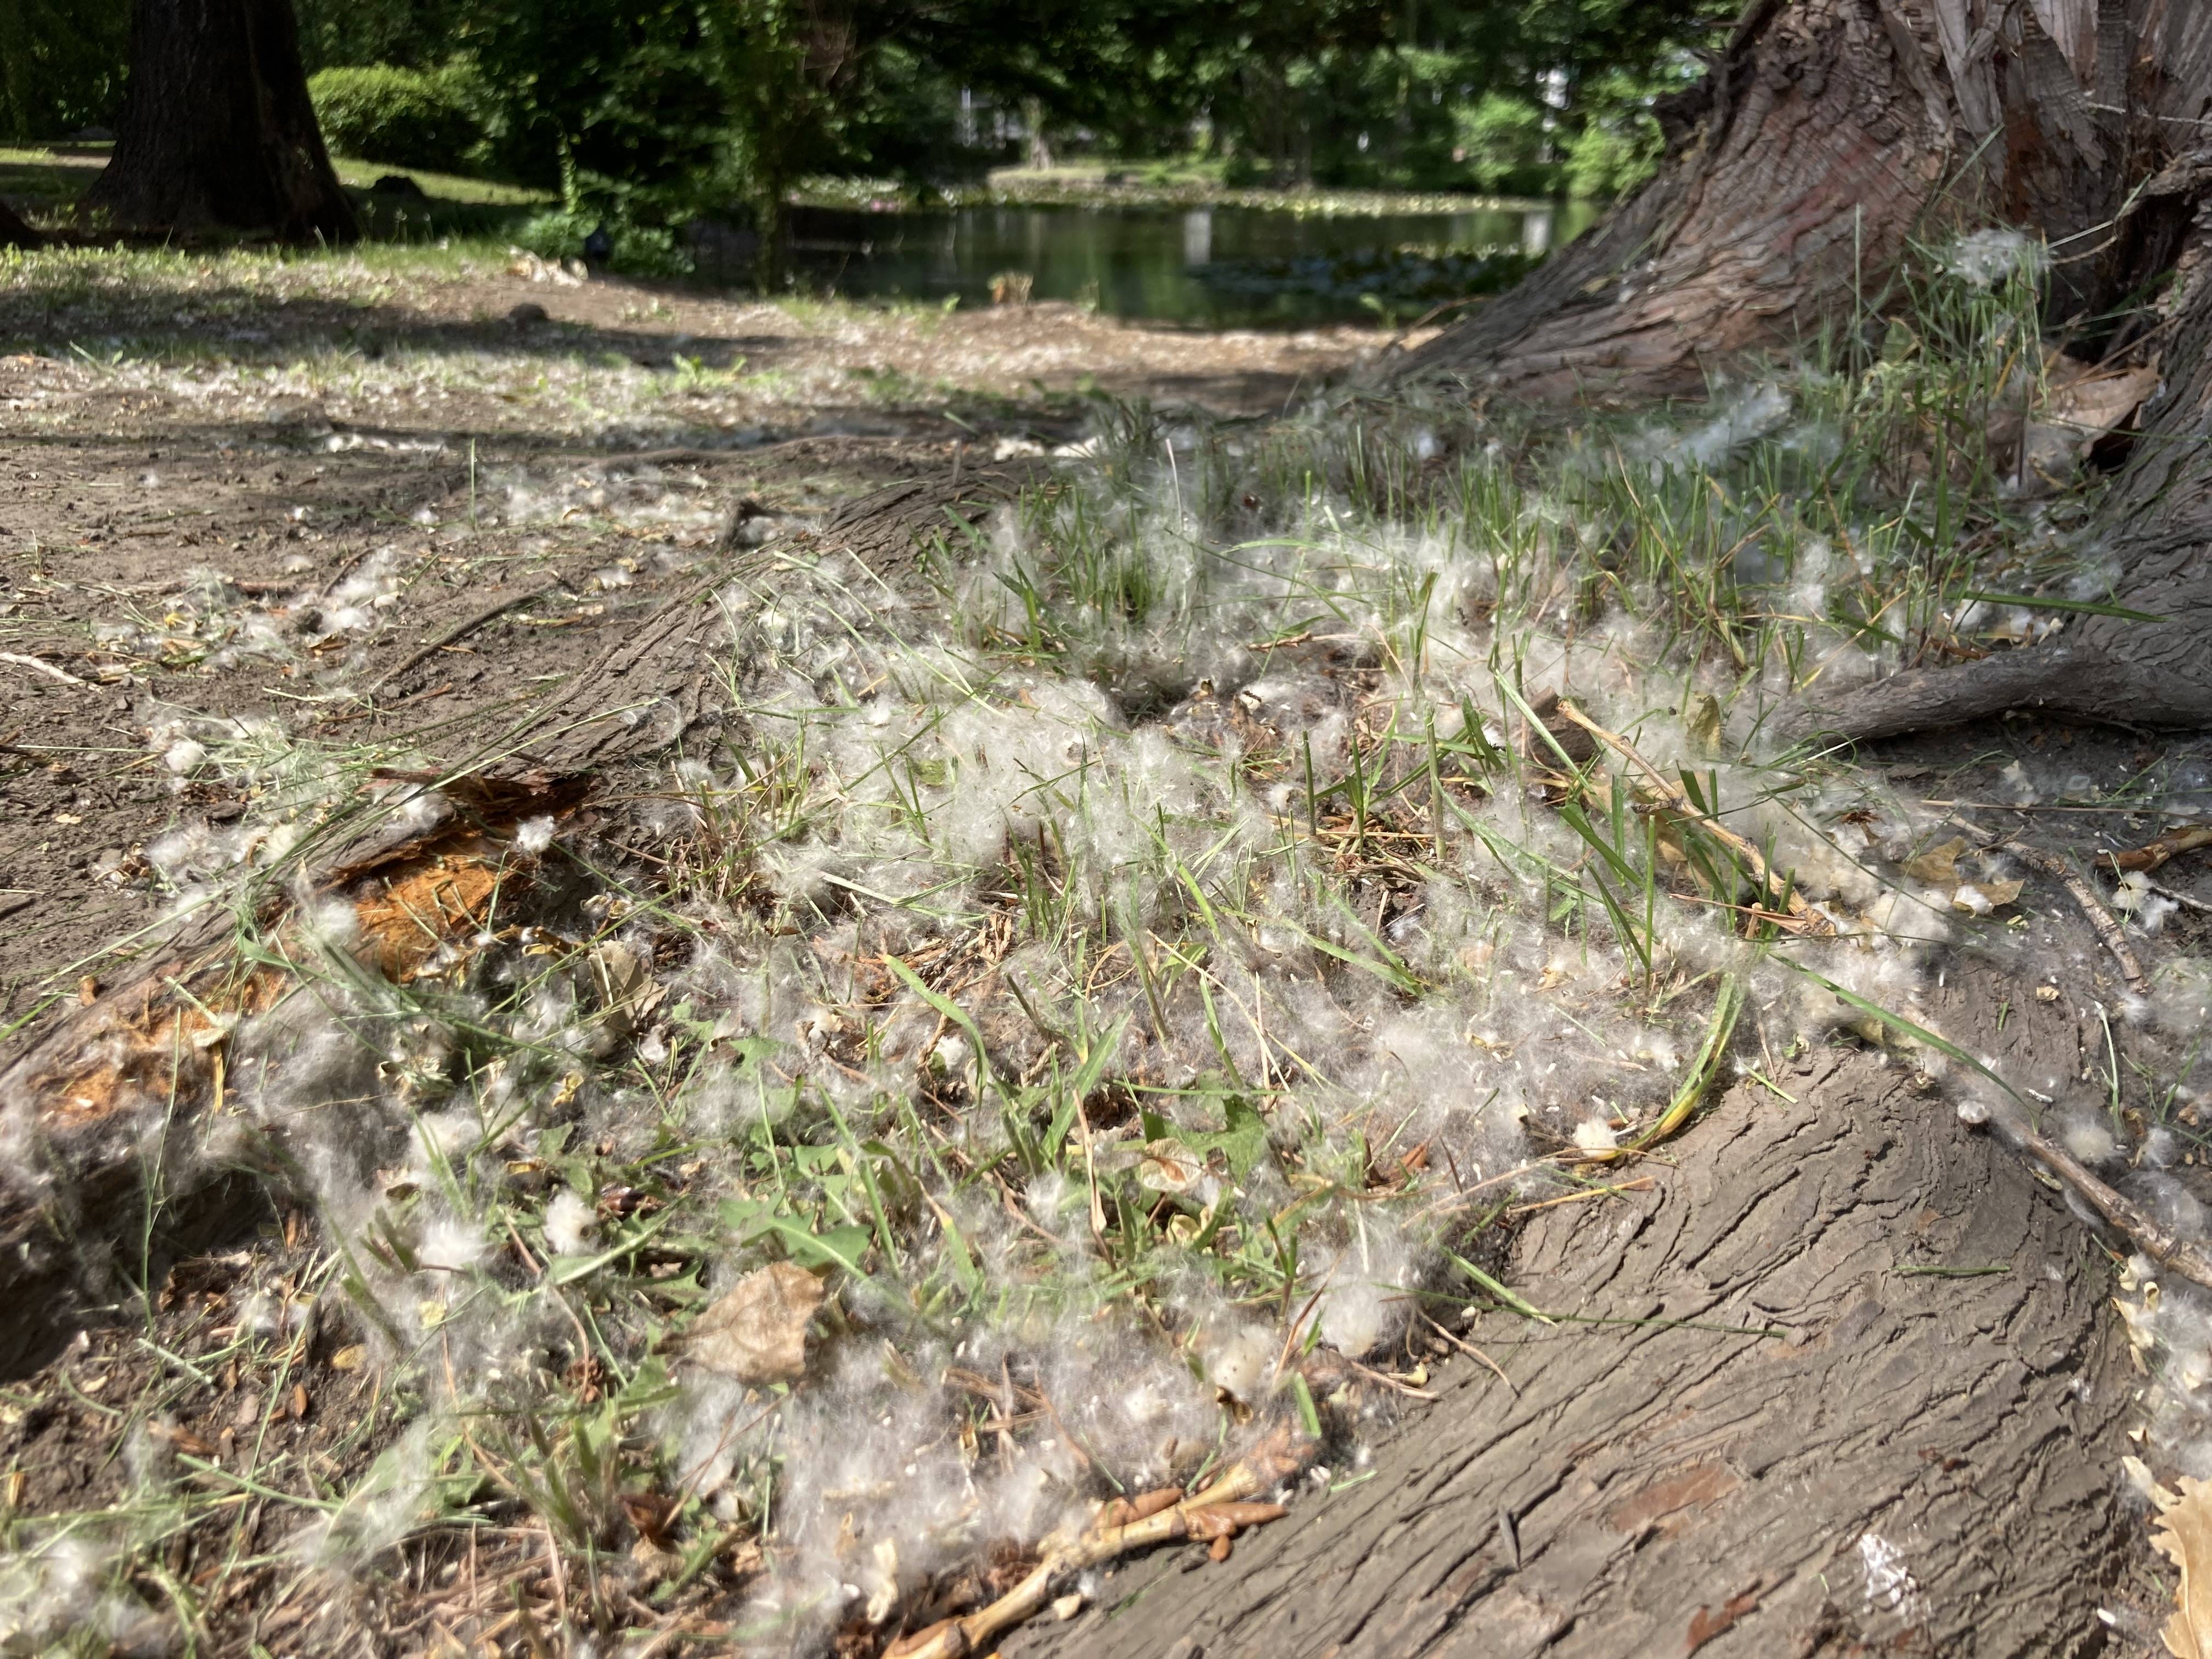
[786,200,1596,327]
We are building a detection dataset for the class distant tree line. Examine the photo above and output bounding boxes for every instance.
[5,0,1720,266]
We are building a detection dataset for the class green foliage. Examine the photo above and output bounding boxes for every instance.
[309,65,483,170]
[1453,92,1548,192]
[26,0,1722,276]
[514,205,696,276]
[0,0,129,142]
[296,0,468,75]
[1560,68,1675,200]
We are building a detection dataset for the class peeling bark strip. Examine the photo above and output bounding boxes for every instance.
[0,465,1032,1379]
[1008,981,2130,1658]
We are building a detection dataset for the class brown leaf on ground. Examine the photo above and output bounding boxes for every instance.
[1901,836,1968,884]
[2153,1476,2212,1658]
[2018,358,2161,489]
[687,1262,825,1384]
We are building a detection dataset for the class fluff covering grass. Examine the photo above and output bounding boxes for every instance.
[8,234,2211,1655]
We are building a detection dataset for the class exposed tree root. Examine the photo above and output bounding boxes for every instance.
[0,199,42,250]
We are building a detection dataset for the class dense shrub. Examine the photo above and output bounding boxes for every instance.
[308,65,478,171]
[513,208,695,279]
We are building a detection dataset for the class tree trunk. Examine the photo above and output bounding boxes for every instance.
[1008,959,2132,1659]
[1024,97,1054,170]
[1393,0,2212,739]
[1396,0,2210,404]
[83,0,356,242]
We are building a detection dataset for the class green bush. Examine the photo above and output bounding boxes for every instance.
[309,65,478,171]
[514,208,695,279]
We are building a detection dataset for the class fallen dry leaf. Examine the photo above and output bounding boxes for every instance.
[1951,876,2025,915]
[2019,359,2160,490]
[1901,836,1968,885]
[1137,1139,1203,1193]
[2153,1475,2212,1658]
[687,1262,825,1384]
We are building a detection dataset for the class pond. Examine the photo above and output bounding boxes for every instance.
[779,200,1598,328]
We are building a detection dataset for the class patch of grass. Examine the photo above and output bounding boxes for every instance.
[328,157,552,207]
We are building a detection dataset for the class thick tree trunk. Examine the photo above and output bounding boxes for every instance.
[1396,0,2211,403]
[83,0,357,242]
[1394,0,2212,738]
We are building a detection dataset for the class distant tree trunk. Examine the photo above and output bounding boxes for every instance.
[1396,0,2212,741]
[752,179,789,292]
[84,0,356,242]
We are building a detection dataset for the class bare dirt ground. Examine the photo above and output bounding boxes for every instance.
[0,259,1376,1030]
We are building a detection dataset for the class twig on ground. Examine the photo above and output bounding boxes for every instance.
[1338,1353,1439,1401]
[0,651,87,686]
[1985,1104,2212,1293]
[1419,1311,1515,1393]
[2103,825,2212,874]
[884,1427,1314,1659]
[2002,839,2146,988]
[2146,876,2212,915]
[1953,819,2146,988]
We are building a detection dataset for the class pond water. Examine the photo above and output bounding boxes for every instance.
[781,201,1597,328]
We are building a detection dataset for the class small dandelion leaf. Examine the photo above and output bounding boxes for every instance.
[687,1262,825,1384]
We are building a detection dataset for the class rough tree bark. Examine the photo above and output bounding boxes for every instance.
[83,0,357,242]
[1396,0,2211,404]
[1395,0,2212,741]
